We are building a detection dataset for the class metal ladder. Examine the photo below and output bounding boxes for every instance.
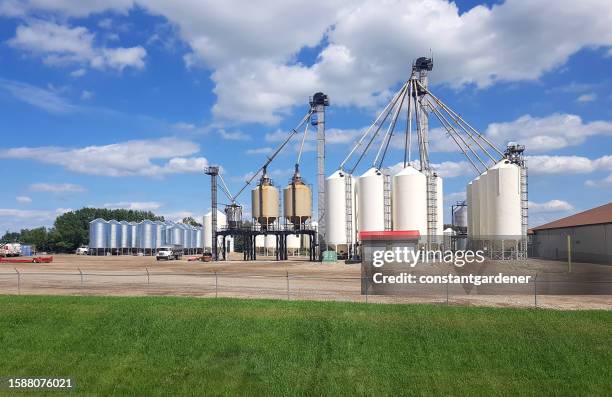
[383,171,392,231]
[520,162,529,259]
[426,173,438,243]
[344,174,353,256]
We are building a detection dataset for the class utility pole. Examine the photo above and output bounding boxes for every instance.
[205,166,219,260]
[310,92,329,259]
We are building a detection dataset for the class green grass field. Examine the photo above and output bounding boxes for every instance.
[1,296,611,396]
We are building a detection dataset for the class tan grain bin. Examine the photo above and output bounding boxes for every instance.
[283,180,312,225]
[252,181,280,227]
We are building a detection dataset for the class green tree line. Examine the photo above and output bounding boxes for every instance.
[1,208,164,253]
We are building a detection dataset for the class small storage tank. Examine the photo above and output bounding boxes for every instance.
[255,235,265,249]
[325,170,357,247]
[225,204,242,229]
[358,167,385,232]
[89,219,108,249]
[129,222,138,249]
[488,160,522,237]
[392,166,427,236]
[283,175,312,226]
[107,220,121,250]
[453,206,468,228]
[138,220,156,250]
[287,234,301,252]
[251,172,279,228]
[203,210,227,249]
[265,234,277,255]
[120,221,131,249]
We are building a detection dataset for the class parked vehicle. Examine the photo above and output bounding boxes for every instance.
[156,245,183,261]
[0,243,22,257]
[76,246,89,255]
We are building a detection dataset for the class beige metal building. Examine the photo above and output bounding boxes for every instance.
[529,202,612,265]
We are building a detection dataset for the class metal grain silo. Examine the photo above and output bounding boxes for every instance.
[171,223,183,247]
[283,173,312,226]
[107,220,121,251]
[358,167,385,232]
[325,170,356,247]
[138,220,156,251]
[196,227,203,250]
[392,166,427,236]
[129,222,138,249]
[154,221,165,248]
[120,221,131,251]
[89,218,108,251]
[251,171,279,228]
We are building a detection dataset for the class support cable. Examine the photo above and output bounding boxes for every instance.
[339,82,408,172]
[233,110,313,200]
[349,81,408,174]
[375,83,408,169]
[426,99,483,174]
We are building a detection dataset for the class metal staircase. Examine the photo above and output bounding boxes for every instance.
[520,161,529,259]
[344,174,353,256]
[426,173,438,244]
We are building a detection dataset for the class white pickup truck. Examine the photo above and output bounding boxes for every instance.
[156,245,183,261]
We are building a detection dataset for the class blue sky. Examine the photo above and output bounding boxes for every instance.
[1,0,611,233]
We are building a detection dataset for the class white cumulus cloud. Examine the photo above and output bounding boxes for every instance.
[8,20,146,71]
[29,183,86,193]
[1,138,208,177]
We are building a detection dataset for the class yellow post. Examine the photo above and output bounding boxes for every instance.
[567,235,572,273]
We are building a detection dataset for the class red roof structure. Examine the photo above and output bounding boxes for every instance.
[531,202,612,231]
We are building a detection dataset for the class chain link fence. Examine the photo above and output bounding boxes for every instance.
[1,268,611,309]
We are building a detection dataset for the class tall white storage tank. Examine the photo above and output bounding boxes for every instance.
[108,220,121,250]
[325,170,356,246]
[488,160,522,237]
[436,176,444,237]
[119,221,130,249]
[89,219,107,249]
[470,176,481,237]
[358,167,385,232]
[478,171,489,237]
[392,166,427,236]
[466,182,473,237]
